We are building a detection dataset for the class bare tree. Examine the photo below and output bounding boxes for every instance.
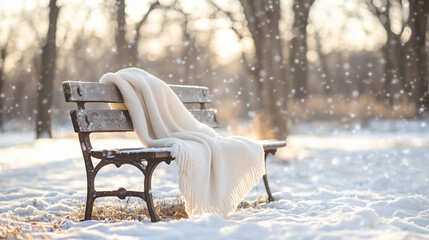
[367,0,408,106]
[129,1,160,67]
[290,0,314,101]
[314,32,332,96]
[408,0,429,115]
[208,0,288,138]
[182,14,196,84]
[36,0,60,138]
[114,0,160,70]
[115,0,128,69]
[0,18,17,132]
[239,0,288,139]
[0,44,7,131]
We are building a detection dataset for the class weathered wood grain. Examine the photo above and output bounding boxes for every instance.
[63,81,212,104]
[70,109,133,133]
[70,108,219,133]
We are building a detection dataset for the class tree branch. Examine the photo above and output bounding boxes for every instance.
[206,1,245,40]
[133,0,160,43]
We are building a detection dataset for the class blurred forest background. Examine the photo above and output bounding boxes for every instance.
[0,0,428,139]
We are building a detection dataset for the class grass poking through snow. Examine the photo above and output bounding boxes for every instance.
[65,195,269,222]
[0,223,50,240]
[1,196,268,238]
[64,197,188,221]
[237,197,269,209]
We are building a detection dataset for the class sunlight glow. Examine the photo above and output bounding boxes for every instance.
[212,28,242,64]
[310,0,386,53]
[0,0,403,68]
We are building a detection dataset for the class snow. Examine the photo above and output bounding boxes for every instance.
[1,119,429,239]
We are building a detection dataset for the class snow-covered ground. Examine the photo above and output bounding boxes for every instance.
[1,119,429,239]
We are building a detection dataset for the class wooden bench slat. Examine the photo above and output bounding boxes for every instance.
[63,81,212,104]
[169,85,212,104]
[71,109,219,133]
[189,109,219,128]
[259,140,287,151]
[70,109,134,133]
[64,82,124,103]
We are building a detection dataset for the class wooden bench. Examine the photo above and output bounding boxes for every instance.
[62,81,286,222]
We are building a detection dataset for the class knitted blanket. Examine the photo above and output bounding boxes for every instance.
[100,68,265,217]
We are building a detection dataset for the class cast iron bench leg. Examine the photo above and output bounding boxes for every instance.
[144,160,162,222]
[84,163,96,221]
[263,150,275,202]
[84,194,95,220]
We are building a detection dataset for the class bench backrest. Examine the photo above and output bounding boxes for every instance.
[63,81,219,133]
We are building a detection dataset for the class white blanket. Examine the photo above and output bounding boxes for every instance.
[100,68,265,217]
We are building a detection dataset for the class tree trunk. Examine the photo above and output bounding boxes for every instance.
[411,0,429,115]
[368,0,407,106]
[115,0,128,70]
[315,33,332,95]
[36,0,59,139]
[290,0,314,100]
[182,14,200,85]
[0,46,6,132]
[382,44,395,105]
[382,2,406,106]
[239,0,288,139]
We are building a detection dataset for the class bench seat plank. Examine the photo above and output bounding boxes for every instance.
[91,147,173,160]
[90,140,285,161]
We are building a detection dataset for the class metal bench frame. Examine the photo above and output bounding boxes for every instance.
[63,81,286,222]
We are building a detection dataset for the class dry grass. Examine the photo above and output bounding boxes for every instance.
[0,196,269,239]
[65,196,269,222]
[0,223,50,240]
[237,196,269,209]
[0,224,30,240]
[64,197,188,222]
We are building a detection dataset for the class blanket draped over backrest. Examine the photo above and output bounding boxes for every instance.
[100,68,265,217]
